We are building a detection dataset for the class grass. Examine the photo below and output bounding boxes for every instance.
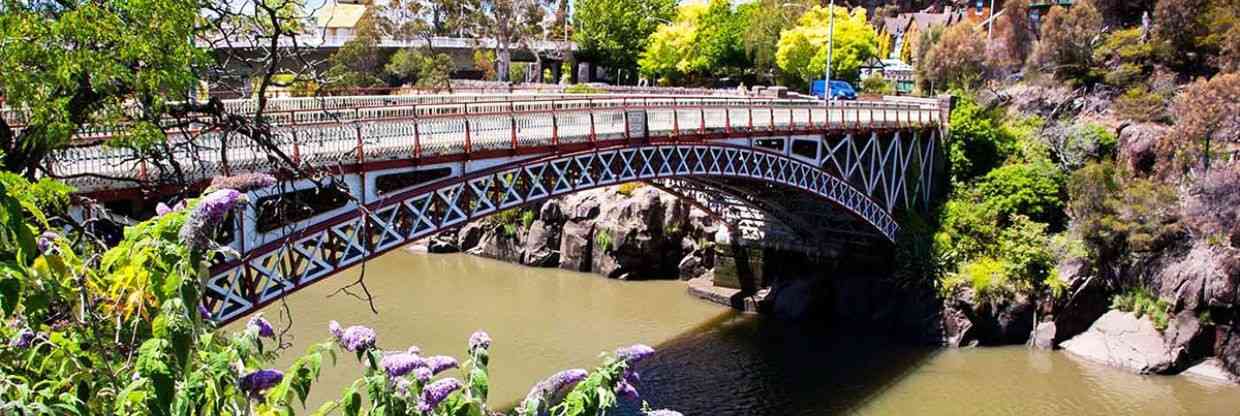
[594,229,613,253]
[1111,286,1172,331]
[616,182,645,196]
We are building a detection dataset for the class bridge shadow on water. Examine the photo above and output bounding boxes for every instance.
[612,311,938,416]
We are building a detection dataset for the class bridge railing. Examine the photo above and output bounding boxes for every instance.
[46,96,943,192]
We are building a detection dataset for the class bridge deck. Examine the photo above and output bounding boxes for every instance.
[41,95,946,193]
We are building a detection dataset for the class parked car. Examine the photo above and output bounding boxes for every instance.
[810,80,857,101]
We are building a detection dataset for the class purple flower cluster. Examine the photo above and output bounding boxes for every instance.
[239,369,284,396]
[334,325,376,352]
[615,344,655,365]
[395,378,414,396]
[329,320,343,339]
[424,355,459,375]
[247,315,275,338]
[178,189,246,251]
[381,352,424,378]
[9,328,35,349]
[417,378,464,413]
[616,381,639,400]
[36,231,58,255]
[413,367,433,382]
[209,173,277,193]
[155,200,186,217]
[522,368,588,409]
[468,330,491,352]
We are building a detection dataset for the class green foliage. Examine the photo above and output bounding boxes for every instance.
[940,215,1055,302]
[1111,286,1172,331]
[491,207,531,239]
[573,0,677,73]
[859,73,895,95]
[1052,122,1117,172]
[775,5,879,84]
[386,49,454,90]
[740,0,813,84]
[639,0,749,82]
[595,229,614,253]
[947,94,1015,184]
[0,0,208,172]
[1113,85,1169,123]
[521,209,536,230]
[616,182,645,196]
[1068,161,1183,259]
[1031,2,1104,85]
[1094,28,1158,88]
[976,160,1067,227]
[564,84,606,94]
[922,23,988,90]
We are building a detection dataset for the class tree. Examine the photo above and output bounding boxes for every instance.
[638,0,747,83]
[923,23,988,90]
[0,0,206,175]
[1163,73,1240,175]
[573,0,676,81]
[1031,1,1104,84]
[775,5,879,86]
[472,0,552,82]
[325,2,392,90]
[910,24,944,93]
[987,0,1034,73]
[741,0,813,84]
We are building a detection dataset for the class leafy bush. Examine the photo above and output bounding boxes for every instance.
[859,73,895,95]
[564,84,606,94]
[1049,122,1118,171]
[617,182,645,196]
[1163,73,1240,176]
[595,229,614,252]
[947,94,1015,184]
[1111,286,1172,331]
[1031,2,1104,84]
[922,23,988,90]
[1094,28,1157,88]
[976,160,1067,228]
[1113,85,1168,123]
[1068,161,1183,258]
[0,176,671,415]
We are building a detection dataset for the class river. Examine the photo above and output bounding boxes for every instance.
[231,250,1240,415]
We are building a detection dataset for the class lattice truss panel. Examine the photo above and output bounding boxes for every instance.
[203,142,925,322]
[819,131,937,212]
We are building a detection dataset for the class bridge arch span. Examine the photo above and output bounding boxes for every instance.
[203,138,931,323]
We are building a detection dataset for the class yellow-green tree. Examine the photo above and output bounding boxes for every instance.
[775,5,878,86]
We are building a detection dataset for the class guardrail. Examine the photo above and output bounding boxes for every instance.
[45,96,943,192]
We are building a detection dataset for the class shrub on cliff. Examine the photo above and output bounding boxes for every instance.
[1160,73,1240,177]
[1030,1,1104,85]
[1068,161,1184,259]
[922,23,989,90]
[976,160,1068,229]
[947,94,1015,185]
[986,0,1035,74]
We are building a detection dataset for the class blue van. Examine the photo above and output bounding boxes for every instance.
[810,80,857,101]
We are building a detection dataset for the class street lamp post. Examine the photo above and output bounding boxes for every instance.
[824,0,835,107]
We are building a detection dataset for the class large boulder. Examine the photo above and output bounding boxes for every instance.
[940,288,1035,347]
[1117,123,1168,177]
[1155,243,1239,311]
[522,219,560,267]
[558,220,594,272]
[457,222,485,252]
[1218,325,1240,380]
[1061,311,1182,374]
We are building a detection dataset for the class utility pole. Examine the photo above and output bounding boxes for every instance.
[824,0,834,107]
[987,0,996,46]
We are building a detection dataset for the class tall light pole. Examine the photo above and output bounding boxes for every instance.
[824,0,835,107]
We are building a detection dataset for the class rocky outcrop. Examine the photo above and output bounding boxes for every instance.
[1062,311,1184,374]
[421,185,718,281]
[1183,358,1238,384]
[940,288,1035,347]
[1117,123,1168,177]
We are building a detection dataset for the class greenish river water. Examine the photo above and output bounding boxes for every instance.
[231,250,1240,415]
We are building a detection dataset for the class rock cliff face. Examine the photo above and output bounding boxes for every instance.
[423,185,720,281]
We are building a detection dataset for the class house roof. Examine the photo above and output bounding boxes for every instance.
[314,2,367,28]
